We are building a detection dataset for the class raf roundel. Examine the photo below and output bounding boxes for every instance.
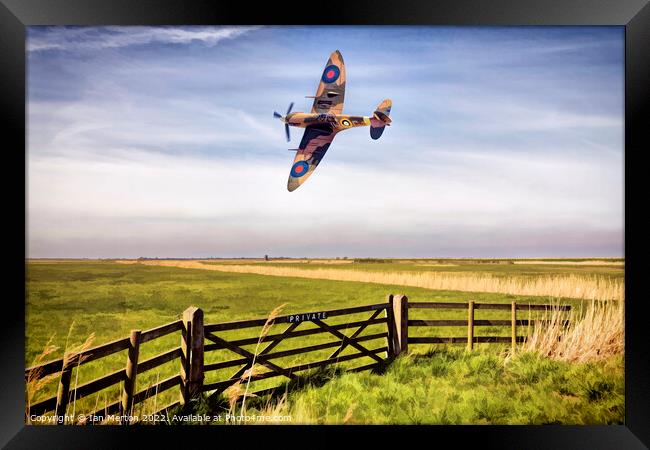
[321,64,340,83]
[290,161,310,178]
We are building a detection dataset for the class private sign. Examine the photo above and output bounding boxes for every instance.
[287,312,328,323]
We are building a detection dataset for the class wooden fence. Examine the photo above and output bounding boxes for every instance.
[403,296,571,354]
[26,317,185,424]
[25,295,570,424]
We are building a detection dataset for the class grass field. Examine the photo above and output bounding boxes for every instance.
[230,349,624,425]
[127,258,624,301]
[25,259,624,424]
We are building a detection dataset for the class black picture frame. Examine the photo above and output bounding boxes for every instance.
[2,0,648,448]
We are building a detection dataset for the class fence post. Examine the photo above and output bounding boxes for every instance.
[54,363,72,425]
[121,329,141,423]
[392,294,408,355]
[180,306,204,403]
[511,301,517,354]
[385,294,396,358]
[467,301,475,351]
[180,319,191,405]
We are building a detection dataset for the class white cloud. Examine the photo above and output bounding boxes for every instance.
[28,95,285,160]
[448,98,622,132]
[28,26,260,52]
[27,143,622,258]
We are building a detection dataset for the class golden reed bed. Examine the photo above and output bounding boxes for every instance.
[118,260,624,301]
[522,300,624,362]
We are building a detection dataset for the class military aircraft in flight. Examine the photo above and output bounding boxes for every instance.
[274,50,392,192]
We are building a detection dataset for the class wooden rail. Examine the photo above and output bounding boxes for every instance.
[204,303,389,332]
[204,317,388,351]
[25,295,571,424]
[408,319,569,327]
[409,301,571,311]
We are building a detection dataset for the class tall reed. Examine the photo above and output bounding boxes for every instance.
[222,303,286,423]
[521,300,624,363]
[68,332,96,423]
[25,336,59,423]
[240,303,286,416]
[26,323,96,425]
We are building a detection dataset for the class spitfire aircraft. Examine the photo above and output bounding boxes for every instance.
[274,50,392,192]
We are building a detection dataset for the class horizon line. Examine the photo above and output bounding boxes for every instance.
[25,256,625,260]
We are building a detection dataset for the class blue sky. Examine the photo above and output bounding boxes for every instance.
[26,26,624,258]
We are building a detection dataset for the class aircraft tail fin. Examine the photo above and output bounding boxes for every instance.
[370,99,392,140]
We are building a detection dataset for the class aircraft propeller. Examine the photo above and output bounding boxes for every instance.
[273,102,294,142]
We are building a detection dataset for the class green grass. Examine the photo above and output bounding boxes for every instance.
[25,260,620,423]
[204,348,624,425]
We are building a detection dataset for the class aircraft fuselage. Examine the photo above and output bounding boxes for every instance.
[285,112,372,132]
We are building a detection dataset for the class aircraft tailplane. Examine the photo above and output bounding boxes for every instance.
[370,99,392,140]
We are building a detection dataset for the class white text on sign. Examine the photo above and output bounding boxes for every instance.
[287,312,328,323]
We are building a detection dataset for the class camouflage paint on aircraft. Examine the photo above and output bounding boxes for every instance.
[274,50,392,191]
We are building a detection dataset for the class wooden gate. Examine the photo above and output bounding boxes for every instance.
[200,300,395,398]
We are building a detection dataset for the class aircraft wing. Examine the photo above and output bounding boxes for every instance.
[287,124,338,191]
[311,50,346,115]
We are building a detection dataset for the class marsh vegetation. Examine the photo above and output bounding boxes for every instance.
[25,259,624,424]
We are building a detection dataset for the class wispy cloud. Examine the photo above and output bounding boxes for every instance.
[448,98,622,132]
[27,26,260,52]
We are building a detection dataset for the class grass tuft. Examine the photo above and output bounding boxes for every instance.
[521,300,623,363]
